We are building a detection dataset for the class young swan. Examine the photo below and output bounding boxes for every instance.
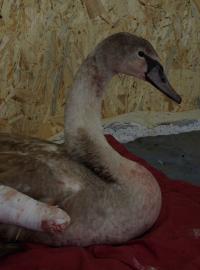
[0,33,181,246]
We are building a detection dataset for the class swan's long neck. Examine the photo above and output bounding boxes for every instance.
[64,53,126,182]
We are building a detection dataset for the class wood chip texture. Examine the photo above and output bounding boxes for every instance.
[0,0,199,138]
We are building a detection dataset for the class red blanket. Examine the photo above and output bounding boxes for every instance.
[1,135,200,270]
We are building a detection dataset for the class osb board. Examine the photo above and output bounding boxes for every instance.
[0,0,200,139]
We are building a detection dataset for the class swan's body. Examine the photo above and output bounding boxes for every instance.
[0,133,161,246]
[0,33,181,246]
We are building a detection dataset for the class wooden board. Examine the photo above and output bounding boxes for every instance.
[0,0,199,138]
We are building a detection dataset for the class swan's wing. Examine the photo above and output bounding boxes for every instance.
[0,134,83,236]
[0,151,61,200]
[0,185,70,233]
[0,133,77,202]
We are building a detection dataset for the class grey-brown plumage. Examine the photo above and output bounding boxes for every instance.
[0,32,181,248]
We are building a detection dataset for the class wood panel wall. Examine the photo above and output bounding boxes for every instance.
[0,0,199,138]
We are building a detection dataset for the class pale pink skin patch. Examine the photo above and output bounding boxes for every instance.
[0,185,70,233]
[41,220,67,233]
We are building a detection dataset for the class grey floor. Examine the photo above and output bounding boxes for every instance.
[124,130,200,186]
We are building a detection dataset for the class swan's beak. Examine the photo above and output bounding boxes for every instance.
[144,55,182,104]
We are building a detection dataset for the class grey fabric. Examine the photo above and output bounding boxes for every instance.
[125,131,200,186]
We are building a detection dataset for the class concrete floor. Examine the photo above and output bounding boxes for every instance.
[125,130,200,186]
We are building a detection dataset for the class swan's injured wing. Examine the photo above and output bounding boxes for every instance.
[0,185,70,233]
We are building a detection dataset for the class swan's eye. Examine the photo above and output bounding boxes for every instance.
[138,51,145,58]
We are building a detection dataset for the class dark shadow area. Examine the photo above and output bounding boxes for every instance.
[124,130,200,186]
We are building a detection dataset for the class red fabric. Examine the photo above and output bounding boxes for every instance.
[1,135,200,270]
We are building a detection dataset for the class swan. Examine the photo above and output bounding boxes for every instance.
[0,32,181,246]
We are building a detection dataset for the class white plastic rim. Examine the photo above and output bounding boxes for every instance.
[51,119,200,144]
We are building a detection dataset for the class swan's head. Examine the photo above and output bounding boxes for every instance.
[97,32,181,104]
